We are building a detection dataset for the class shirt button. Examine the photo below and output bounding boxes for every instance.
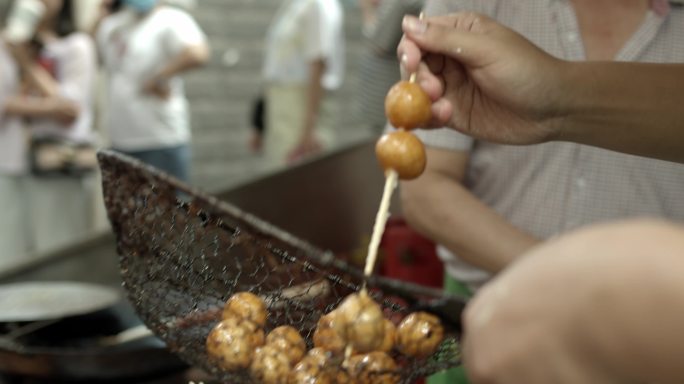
[576,178,587,189]
[566,32,579,42]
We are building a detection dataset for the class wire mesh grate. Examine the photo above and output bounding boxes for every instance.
[98,150,462,383]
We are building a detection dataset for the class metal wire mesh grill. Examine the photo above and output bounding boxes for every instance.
[98,150,462,383]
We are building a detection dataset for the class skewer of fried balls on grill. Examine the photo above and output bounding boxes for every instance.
[205,65,445,384]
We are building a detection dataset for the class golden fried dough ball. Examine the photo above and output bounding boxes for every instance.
[396,312,444,358]
[250,345,292,384]
[289,355,333,384]
[375,131,426,180]
[266,325,307,366]
[347,351,399,384]
[336,292,385,353]
[222,291,268,327]
[385,80,432,130]
[206,317,265,371]
[313,311,347,354]
[377,319,397,353]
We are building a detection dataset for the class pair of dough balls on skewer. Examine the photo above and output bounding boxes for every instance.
[377,80,433,180]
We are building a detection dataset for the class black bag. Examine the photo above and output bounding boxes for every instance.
[250,95,266,134]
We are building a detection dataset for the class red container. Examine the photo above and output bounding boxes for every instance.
[380,217,443,289]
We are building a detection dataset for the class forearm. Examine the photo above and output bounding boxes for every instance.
[400,172,539,273]
[303,59,326,136]
[8,44,59,97]
[4,96,55,118]
[154,44,210,81]
[558,61,684,163]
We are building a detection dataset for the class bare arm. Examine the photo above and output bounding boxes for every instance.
[287,59,327,161]
[400,147,539,273]
[8,44,59,97]
[558,62,684,163]
[304,59,325,139]
[143,43,210,98]
[156,44,209,81]
[464,220,684,383]
[399,13,684,164]
[4,96,78,124]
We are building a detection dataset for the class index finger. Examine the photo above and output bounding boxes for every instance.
[397,33,423,77]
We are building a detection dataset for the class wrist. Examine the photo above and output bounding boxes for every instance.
[543,59,582,142]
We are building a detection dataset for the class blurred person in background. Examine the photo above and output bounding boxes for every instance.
[262,0,345,166]
[95,0,209,182]
[397,1,684,383]
[0,0,96,269]
[28,0,97,174]
[357,0,423,134]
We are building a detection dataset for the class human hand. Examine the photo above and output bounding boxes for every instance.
[249,132,263,153]
[287,132,322,164]
[142,77,171,100]
[399,13,567,145]
[48,98,80,126]
[462,220,684,384]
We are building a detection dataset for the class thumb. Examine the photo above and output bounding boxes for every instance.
[402,12,497,68]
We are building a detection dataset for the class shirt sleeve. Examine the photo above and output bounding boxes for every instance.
[163,9,208,56]
[58,34,97,107]
[303,0,337,61]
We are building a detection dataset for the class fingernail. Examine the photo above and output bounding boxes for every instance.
[403,15,427,35]
[401,54,408,65]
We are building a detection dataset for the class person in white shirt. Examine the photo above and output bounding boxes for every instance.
[96,0,209,181]
[262,0,345,166]
[0,0,95,270]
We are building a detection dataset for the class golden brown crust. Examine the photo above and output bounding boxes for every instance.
[336,293,386,353]
[266,325,307,366]
[396,312,444,358]
[347,351,399,384]
[222,292,268,327]
[375,131,427,180]
[206,317,265,371]
[385,81,433,130]
[250,345,293,384]
[313,311,347,354]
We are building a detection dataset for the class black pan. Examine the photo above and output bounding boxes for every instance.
[0,282,186,381]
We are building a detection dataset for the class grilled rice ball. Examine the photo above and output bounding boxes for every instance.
[385,80,432,130]
[336,292,385,353]
[266,325,307,365]
[313,310,347,354]
[396,312,444,358]
[222,291,267,327]
[250,345,292,384]
[206,317,265,371]
[347,351,399,384]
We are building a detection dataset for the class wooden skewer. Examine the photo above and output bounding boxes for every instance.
[407,12,425,85]
[361,169,399,293]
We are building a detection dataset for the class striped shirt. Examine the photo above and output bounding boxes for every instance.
[414,0,684,289]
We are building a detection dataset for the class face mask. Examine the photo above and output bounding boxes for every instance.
[124,0,159,14]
